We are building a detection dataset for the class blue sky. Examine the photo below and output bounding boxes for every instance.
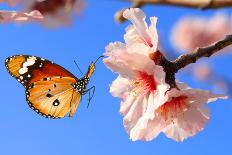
[0,1,232,155]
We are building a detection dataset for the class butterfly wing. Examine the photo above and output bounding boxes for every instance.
[5,55,82,118]
[5,55,77,88]
[26,76,81,118]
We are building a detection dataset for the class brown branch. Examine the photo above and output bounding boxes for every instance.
[116,0,232,23]
[172,35,232,72]
[155,35,232,90]
[115,1,144,23]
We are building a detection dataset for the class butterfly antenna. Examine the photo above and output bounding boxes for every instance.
[93,56,104,65]
[74,60,84,76]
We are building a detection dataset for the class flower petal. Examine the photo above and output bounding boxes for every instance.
[103,42,157,79]
[123,8,154,47]
[162,105,210,142]
[123,94,146,134]
[0,10,43,23]
[110,76,131,98]
[149,17,158,50]
[130,115,163,141]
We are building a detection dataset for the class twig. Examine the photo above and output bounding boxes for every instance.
[115,1,144,23]
[116,0,232,23]
[173,35,232,72]
[156,35,232,90]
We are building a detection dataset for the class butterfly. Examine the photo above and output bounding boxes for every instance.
[5,55,102,119]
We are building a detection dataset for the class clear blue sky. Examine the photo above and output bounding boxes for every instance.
[0,1,232,155]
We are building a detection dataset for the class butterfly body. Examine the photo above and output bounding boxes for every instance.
[5,55,96,119]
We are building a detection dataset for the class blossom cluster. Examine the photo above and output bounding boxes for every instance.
[103,8,227,142]
[0,0,84,27]
[171,13,232,53]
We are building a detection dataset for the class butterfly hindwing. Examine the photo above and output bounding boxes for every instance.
[26,76,81,118]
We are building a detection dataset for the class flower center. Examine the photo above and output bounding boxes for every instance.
[131,72,156,95]
[158,96,189,121]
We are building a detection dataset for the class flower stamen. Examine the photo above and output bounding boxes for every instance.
[130,72,157,96]
[159,96,189,121]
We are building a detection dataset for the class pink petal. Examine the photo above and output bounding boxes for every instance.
[130,115,163,141]
[162,106,210,142]
[120,93,137,116]
[184,88,228,107]
[123,94,146,134]
[149,17,158,50]
[0,10,43,23]
[103,42,156,79]
[110,76,131,98]
[123,8,155,47]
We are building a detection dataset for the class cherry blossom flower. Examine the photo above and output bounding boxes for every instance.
[171,13,232,53]
[0,0,84,26]
[104,8,171,141]
[0,10,43,23]
[130,82,227,142]
[25,0,84,27]
[104,8,167,140]
[104,8,228,142]
[104,42,170,141]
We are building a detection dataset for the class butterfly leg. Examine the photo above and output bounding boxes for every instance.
[83,86,95,108]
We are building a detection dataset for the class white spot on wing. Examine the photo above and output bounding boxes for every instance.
[19,68,28,74]
[18,56,36,75]
[23,57,36,68]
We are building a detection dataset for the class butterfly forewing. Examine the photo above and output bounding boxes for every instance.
[5,55,77,88]
[26,76,81,118]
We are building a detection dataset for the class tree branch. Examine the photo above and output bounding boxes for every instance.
[116,0,232,23]
[172,35,232,72]
[156,35,232,90]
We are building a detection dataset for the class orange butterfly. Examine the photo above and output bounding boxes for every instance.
[5,55,102,119]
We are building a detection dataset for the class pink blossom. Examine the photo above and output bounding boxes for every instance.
[105,43,227,142]
[104,8,169,141]
[130,82,227,142]
[104,8,228,142]
[25,0,84,27]
[171,13,232,52]
[0,10,43,23]
[0,0,84,26]
[191,63,229,94]
[104,42,170,141]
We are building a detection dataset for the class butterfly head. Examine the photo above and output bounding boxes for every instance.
[75,56,104,95]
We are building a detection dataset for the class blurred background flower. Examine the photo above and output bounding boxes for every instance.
[166,12,232,96]
[0,0,85,26]
[171,13,232,53]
